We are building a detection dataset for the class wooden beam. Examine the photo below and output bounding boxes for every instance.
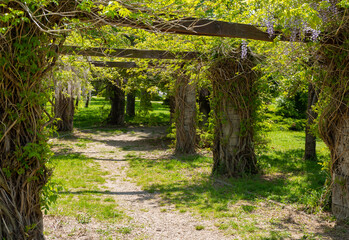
[149,18,286,42]
[60,46,201,60]
[55,2,281,42]
[93,15,294,43]
[136,18,334,45]
[90,61,138,68]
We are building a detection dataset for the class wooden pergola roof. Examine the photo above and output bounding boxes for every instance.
[60,46,201,60]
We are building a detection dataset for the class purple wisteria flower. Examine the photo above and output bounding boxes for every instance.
[263,16,275,37]
[311,29,321,42]
[241,41,248,59]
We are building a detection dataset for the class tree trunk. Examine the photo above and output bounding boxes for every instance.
[126,92,136,118]
[75,81,81,108]
[175,72,196,154]
[85,90,91,108]
[209,54,258,177]
[304,83,318,161]
[54,81,75,132]
[107,81,125,125]
[198,88,211,126]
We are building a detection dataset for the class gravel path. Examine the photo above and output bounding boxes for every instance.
[45,127,229,239]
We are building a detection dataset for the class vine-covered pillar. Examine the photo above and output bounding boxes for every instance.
[107,80,125,125]
[318,38,349,219]
[0,8,60,239]
[174,70,197,154]
[209,51,258,177]
[54,81,75,131]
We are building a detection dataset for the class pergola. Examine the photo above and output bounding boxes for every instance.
[0,2,346,239]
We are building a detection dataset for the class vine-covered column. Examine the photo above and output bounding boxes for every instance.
[209,50,259,177]
[107,79,125,125]
[175,69,197,154]
[317,25,349,218]
[0,3,61,238]
[54,81,75,131]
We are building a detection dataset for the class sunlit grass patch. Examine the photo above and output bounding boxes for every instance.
[47,153,126,222]
[73,97,171,129]
[126,130,331,237]
[49,153,107,190]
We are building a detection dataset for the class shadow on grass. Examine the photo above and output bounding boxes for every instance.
[59,190,150,196]
[126,148,347,239]
[53,126,171,154]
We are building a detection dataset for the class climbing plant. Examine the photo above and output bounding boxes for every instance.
[208,44,261,177]
[0,1,64,238]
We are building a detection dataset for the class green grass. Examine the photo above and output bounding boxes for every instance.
[127,100,170,125]
[74,97,170,129]
[117,226,132,234]
[126,130,331,238]
[47,153,126,222]
[74,97,111,129]
[195,225,205,230]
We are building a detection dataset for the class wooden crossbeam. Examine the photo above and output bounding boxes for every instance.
[60,46,201,60]
[90,61,138,68]
[138,18,335,44]
[98,16,296,43]
[147,18,285,42]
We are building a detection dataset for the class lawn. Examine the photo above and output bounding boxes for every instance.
[74,96,170,129]
[126,130,332,238]
[45,96,343,239]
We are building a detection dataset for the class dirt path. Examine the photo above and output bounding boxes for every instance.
[45,127,230,239]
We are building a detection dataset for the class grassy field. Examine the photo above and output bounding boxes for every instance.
[47,153,126,223]
[74,96,170,129]
[126,130,332,238]
[46,96,340,239]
